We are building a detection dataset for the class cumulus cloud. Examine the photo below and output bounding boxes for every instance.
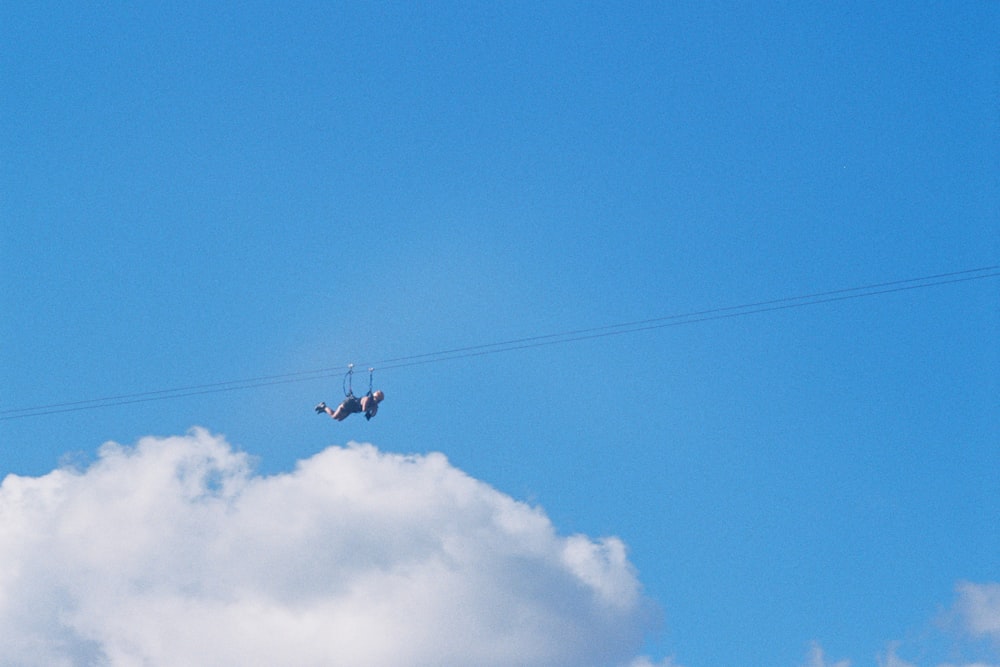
[0,429,657,667]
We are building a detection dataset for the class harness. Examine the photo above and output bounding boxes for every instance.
[342,365,376,415]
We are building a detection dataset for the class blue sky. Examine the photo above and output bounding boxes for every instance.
[2,3,998,666]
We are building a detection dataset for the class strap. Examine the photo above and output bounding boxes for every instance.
[343,364,355,397]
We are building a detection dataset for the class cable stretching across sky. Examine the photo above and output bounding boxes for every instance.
[3,265,997,421]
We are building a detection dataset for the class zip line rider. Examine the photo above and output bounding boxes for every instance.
[316,366,384,421]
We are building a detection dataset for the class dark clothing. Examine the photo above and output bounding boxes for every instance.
[339,395,363,415]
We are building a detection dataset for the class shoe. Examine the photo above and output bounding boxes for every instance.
[315,402,327,414]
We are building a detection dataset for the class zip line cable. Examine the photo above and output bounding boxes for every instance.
[3,266,997,421]
[369,265,1000,369]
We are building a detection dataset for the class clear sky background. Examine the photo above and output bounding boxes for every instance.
[2,3,998,666]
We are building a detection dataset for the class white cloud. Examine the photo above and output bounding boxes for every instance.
[956,582,1000,642]
[878,643,916,667]
[805,638,1000,667]
[804,642,851,667]
[628,657,684,667]
[0,429,658,667]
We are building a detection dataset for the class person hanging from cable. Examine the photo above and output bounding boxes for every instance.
[315,366,384,422]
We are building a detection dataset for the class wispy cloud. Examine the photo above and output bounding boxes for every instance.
[805,584,1000,667]
[878,643,917,667]
[956,582,1000,642]
[628,657,684,667]
[0,429,656,666]
[803,641,852,667]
